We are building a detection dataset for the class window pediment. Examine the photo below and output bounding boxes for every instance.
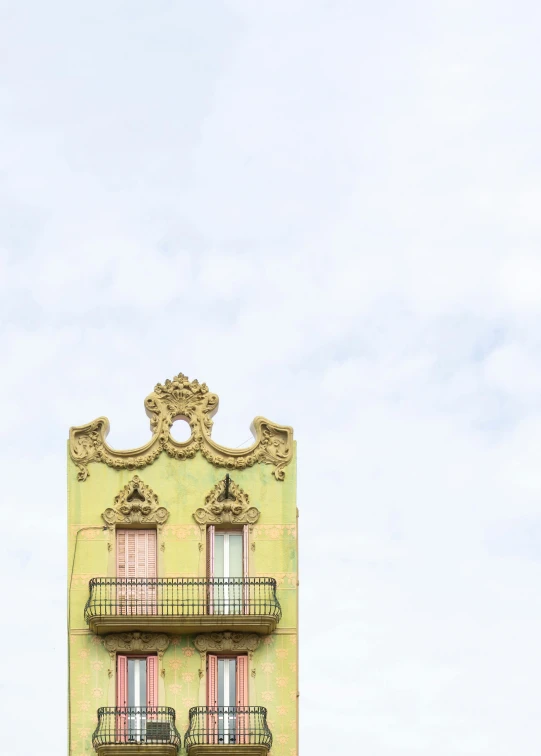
[102,476,169,529]
[194,631,260,654]
[193,475,260,526]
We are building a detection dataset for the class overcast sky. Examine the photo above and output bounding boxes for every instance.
[1,1,541,754]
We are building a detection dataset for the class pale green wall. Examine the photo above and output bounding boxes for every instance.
[68,448,298,755]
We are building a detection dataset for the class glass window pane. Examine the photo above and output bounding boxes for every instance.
[128,659,135,707]
[228,660,237,742]
[140,660,146,708]
[228,534,243,578]
[214,534,224,578]
[229,659,236,704]
[218,659,225,706]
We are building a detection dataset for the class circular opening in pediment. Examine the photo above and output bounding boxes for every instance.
[170,415,192,443]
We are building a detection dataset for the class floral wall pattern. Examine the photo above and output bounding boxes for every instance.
[69,445,298,755]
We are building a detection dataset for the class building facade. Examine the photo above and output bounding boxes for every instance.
[68,373,298,756]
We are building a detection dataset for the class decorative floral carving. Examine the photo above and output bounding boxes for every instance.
[103,632,170,657]
[69,372,293,481]
[102,476,169,529]
[194,631,261,654]
[193,475,260,526]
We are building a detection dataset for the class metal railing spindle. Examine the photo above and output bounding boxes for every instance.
[85,577,281,624]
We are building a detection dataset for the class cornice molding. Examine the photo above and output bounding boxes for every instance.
[103,631,170,658]
[194,631,260,654]
[102,476,169,529]
[193,475,260,526]
[69,372,293,482]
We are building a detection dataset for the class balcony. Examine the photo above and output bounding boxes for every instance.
[85,578,281,635]
[92,706,181,756]
[184,706,272,756]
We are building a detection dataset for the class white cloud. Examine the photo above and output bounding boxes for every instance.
[497,254,541,313]
[483,343,541,396]
[1,1,541,755]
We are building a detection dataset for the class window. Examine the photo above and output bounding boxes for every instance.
[116,529,157,615]
[207,526,248,614]
[207,654,248,744]
[117,655,158,742]
[214,531,243,578]
[116,529,157,579]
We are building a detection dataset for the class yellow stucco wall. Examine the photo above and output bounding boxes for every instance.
[68,448,298,756]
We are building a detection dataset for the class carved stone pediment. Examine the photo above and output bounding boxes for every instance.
[102,476,169,529]
[194,631,260,654]
[193,475,260,526]
[69,372,293,482]
[103,631,170,658]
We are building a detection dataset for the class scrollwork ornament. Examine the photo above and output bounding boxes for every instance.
[103,632,170,656]
[193,476,260,526]
[194,631,260,654]
[102,476,169,529]
[69,372,293,481]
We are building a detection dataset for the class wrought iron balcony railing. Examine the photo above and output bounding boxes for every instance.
[84,577,282,635]
[184,706,272,751]
[92,706,181,751]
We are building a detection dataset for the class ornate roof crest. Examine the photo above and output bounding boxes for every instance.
[69,372,293,482]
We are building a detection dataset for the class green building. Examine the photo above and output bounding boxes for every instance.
[68,373,298,756]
